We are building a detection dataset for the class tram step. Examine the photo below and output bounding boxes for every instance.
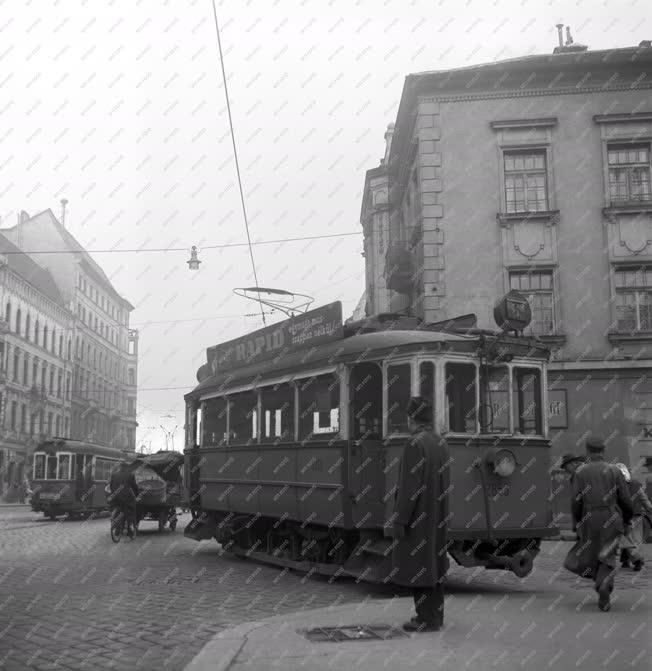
[356,538,394,558]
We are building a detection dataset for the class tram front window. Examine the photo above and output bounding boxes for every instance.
[445,363,477,433]
[46,455,57,480]
[513,367,542,435]
[261,383,294,441]
[387,363,412,435]
[480,366,510,434]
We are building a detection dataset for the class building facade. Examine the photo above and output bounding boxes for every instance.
[1,209,138,462]
[360,41,652,469]
[0,233,74,501]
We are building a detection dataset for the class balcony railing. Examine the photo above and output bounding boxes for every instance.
[384,242,416,294]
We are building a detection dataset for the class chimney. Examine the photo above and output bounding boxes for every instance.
[556,24,564,48]
[565,26,573,45]
[60,199,68,228]
[553,25,588,54]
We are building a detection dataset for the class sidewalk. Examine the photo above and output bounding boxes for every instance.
[183,581,650,671]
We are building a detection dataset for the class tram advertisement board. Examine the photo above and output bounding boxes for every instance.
[207,301,343,374]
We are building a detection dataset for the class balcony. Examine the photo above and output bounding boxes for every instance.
[384,242,416,294]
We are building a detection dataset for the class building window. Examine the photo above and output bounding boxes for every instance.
[25,313,30,341]
[614,266,652,332]
[64,416,69,437]
[504,150,548,213]
[20,404,26,433]
[15,308,21,334]
[12,351,18,382]
[55,415,61,435]
[43,325,48,349]
[49,369,54,395]
[34,319,39,343]
[10,401,17,430]
[5,301,10,324]
[32,361,37,386]
[47,412,53,436]
[23,358,28,385]
[608,144,651,203]
[509,270,556,335]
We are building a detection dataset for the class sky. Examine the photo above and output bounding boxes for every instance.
[0,0,648,451]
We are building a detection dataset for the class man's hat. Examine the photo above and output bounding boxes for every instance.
[406,396,432,423]
[586,436,606,452]
[560,453,582,469]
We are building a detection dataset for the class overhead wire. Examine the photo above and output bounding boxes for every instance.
[0,231,361,255]
[210,0,266,325]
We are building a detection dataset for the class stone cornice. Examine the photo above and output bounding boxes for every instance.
[593,112,652,124]
[420,82,652,104]
[490,117,558,130]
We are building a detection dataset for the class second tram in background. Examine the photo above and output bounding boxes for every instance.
[184,294,557,582]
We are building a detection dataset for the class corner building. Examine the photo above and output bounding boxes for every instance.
[361,42,652,468]
[2,209,138,453]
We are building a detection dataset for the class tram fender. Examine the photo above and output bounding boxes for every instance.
[183,517,218,542]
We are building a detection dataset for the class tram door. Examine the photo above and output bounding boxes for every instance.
[348,362,385,527]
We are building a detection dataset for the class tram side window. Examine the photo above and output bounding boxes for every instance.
[445,363,477,433]
[33,454,46,480]
[228,391,258,445]
[387,364,412,435]
[419,362,435,426]
[299,374,340,440]
[261,383,294,442]
[202,398,227,446]
[46,455,58,480]
[480,366,510,434]
[95,458,114,481]
[57,454,70,480]
[513,368,542,435]
[349,363,381,440]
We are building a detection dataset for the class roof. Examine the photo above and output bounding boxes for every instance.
[0,232,67,307]
[389,43,652,172]
[35,439,126,459]
[188,330,480,399]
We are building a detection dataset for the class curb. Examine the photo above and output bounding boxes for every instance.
[183,602,379,671]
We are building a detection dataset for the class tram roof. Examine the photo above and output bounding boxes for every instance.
[187,329,546,400]
[34,439,127,459]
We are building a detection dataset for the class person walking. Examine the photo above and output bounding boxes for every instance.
[566,437,633,612]
[392,396,450,632]
[616,463,652,571]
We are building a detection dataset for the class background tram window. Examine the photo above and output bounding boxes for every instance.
[299,374,340,440]
[512,368,542,435]
[46,455,58,480]
[445,363,477,433]
[33,454,46,480]
[261,383,294,441]
[419,361,435,425]
[202,398,227,446]
[228,391,258,445]
[387,363,412,434]
[57,454,70,480]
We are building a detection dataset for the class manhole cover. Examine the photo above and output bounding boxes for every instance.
[303,625,409,643]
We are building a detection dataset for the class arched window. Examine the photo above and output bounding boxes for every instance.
[25,314,31,341]
[34,319,39,343]
[5,301,11,324]
[43,325,48,349]
[15,308,21,334]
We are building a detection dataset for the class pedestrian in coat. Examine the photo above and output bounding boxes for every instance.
[567,437,633,612]
[392,396,450,632]
[616,463,652,571]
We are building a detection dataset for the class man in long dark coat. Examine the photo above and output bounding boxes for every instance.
[568,437,633,612]
[392,396,450,632]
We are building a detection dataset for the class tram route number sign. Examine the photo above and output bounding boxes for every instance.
[207,301,343,374]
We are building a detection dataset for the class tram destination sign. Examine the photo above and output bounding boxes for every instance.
[207,301,343,374]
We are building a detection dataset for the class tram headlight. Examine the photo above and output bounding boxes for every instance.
[485,448,516,477]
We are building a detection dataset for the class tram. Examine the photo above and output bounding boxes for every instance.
[29,439,126,520]
[184,296,558,583]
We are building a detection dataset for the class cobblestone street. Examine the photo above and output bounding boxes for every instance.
[0,507,649,671]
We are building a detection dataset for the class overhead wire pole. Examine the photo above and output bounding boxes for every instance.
[210,0,266,326]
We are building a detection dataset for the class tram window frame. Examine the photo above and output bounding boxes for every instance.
[418,360,436,427]
[202,397,228,447]
[261,383,295,442]
[33,453,46,480]
[512,367,543,435]
[298,372,340,441]
[227,391,259,445]
[385,361,413,436]
[57,453,71,480]
[45,455,58,480]
[445,362,478,434]
[479,365,511,434]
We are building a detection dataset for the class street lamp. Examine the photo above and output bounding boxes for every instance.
[187,246,201,270]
